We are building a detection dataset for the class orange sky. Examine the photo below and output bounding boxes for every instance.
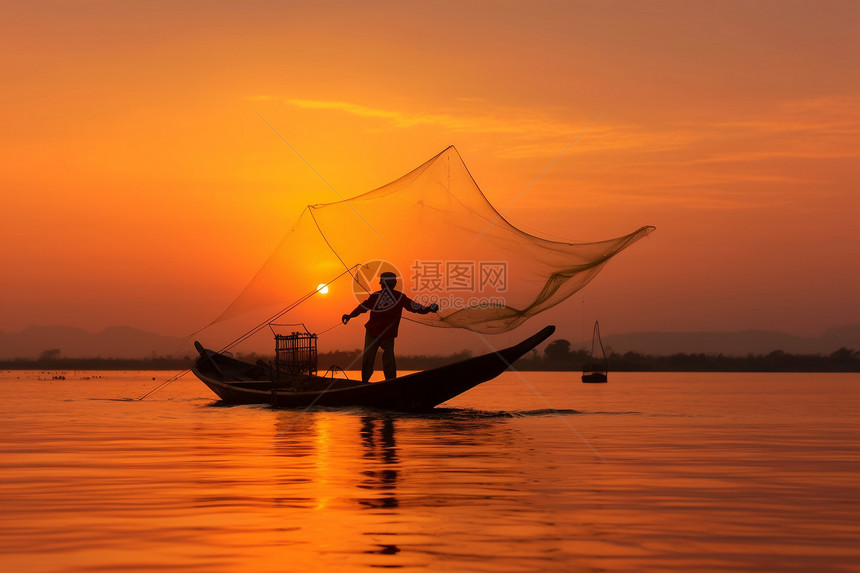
[2,1,859,352]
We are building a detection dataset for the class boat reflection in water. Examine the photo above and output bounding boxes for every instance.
[267,411,405,564]
[357,416,399,511]
[358,416,401,557]
[263,408,525,568]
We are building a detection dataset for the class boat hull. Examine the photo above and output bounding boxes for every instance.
[193,325,555,411]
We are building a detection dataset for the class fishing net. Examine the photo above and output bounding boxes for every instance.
[198,146,653,349]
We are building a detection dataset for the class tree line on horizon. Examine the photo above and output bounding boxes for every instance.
[524,339,860,373]
[2,339,859,372]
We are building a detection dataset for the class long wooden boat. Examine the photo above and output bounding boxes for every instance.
[193,325,555,411]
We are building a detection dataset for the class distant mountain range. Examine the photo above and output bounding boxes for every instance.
[1,325,859,360]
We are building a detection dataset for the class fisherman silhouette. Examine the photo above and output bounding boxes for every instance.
[342,272,439,382]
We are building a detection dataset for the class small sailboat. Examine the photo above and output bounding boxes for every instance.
[582,321,608,383]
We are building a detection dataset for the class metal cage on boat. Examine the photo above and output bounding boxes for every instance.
[274,331,318,378]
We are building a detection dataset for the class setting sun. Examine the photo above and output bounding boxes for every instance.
[317,284,329,295]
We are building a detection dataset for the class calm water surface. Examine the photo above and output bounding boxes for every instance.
[1,371,858,572]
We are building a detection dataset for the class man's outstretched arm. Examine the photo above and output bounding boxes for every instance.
[342,297,373,324]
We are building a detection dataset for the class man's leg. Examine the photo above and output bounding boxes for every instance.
[380,338,396,380]
[362,332,382,382]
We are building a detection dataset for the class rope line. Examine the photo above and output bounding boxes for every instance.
[136,264,360,400]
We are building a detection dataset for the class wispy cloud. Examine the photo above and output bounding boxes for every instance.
[282,98,711,159]
[264,93,860,212]
[286,98,548,135]
[282,92,860,162]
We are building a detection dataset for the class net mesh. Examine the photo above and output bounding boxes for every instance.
[205,146,654,343]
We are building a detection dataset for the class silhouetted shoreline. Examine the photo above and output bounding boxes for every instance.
[2,347,858,373]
